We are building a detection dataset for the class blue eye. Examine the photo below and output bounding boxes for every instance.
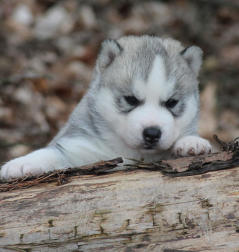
[124,96,140,106]
[165,98,178,108]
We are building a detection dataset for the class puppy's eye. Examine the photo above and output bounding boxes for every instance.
[124,96,140,106]
[165,98,178,109]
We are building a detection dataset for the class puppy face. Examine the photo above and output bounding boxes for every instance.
[94,36,202,152]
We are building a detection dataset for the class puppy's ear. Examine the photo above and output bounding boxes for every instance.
[181,46,203,76]
[96,39,122,73]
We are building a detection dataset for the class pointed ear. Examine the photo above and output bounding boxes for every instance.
[96,39,122,73]
[181,46,203,76]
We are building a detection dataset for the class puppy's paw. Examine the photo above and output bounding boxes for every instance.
[1,156,44,180]
[1,148,66,180]
[173,136,212,157]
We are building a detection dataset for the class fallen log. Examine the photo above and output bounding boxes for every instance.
[0,137,239,251]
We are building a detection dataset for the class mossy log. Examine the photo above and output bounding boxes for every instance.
[0,162,239,252]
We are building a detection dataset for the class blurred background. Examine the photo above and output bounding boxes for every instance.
[0,0,238,162]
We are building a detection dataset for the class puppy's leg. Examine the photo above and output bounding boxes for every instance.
[173,135,212,157]
[1,147,70,180]
[1,136,112,180]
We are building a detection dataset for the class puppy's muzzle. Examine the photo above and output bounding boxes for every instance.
[143,127,161,148]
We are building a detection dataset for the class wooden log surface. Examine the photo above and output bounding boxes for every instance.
[0,162,239,251]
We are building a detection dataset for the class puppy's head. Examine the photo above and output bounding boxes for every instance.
[93,36,202,152]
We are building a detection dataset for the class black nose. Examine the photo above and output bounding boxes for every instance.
[143,127,161,144]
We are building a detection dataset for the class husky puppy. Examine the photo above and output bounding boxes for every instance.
[1,35,212,180]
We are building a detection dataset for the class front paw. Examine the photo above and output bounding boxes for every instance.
[1,156,45,180]
[0,148,66,180]
[173,136,212,157]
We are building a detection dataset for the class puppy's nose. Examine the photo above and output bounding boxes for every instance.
[143,127,161,143]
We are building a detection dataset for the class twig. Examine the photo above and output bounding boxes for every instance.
[125,150,239,177]
[213,134,239,151]
[0,157,123,192]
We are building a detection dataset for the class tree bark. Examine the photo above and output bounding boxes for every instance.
[0,162,239,251]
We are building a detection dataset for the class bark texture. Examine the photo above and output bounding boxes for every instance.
[0,165,239,251]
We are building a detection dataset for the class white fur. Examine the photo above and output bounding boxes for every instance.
[175,95,198,137]
[1,148,69,178]
[56,136,119,166]
[146,56,173,101]
[173,136,212,156]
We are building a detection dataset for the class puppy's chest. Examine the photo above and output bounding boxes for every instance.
[112,145,172,162]
[139,151,172,162]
